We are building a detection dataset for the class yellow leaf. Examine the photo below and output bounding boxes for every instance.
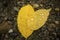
[17,4,34,38]
[17,4,51,38]
[28,8,51,30]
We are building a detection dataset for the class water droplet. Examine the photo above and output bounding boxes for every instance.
[31,18,34,21]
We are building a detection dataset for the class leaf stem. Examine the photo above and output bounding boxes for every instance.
[25,38,27,40]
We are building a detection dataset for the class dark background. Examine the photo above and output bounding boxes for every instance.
[0,0,60,40]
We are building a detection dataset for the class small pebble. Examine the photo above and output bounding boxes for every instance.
[48,18,52,21]
[4,17,7,20]
[55,21,59,24]
[55,8,60,11]
[5,34,8,38]
[40,4,43,7]
[33,4,39,8]
[7,21,12,24]
[8,29,13,33]
[14,7,19,11]
[17,1,21,5]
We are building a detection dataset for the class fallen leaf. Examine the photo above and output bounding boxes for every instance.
[17,4,51,38]
[17,4,34,38]
[28,8,51,30]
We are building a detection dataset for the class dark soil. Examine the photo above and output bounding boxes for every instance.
[0,0,60,40]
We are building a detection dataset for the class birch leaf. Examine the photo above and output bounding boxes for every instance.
[17,4,34,38]
[28,8,51,30]
[17,4,51,38]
